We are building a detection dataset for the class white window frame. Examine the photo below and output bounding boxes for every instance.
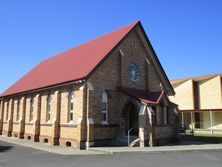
[16,99,20,122]
[101,91,109,125]
[68,91,75,123]
[5,102,9,121]
[29,97,34,123]
[46,94,52,123]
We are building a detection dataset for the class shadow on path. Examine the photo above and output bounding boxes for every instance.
[0,145,13,153]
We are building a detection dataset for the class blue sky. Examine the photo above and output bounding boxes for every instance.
[0,0,221,93]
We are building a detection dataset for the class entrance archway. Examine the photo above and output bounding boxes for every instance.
[122,101,139,136]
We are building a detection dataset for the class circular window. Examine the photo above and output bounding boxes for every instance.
[128,63,140,82]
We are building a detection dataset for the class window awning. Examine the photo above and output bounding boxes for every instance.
[117,86,165,105]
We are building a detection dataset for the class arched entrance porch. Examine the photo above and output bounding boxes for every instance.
[122,100,139,136]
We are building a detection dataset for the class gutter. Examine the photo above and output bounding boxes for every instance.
[0,79,86,99]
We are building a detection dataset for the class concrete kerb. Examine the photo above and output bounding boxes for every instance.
[2,135,222,155]
[89,144,222,154]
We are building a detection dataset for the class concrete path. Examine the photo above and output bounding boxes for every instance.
[0,136,105,155]
[1,135,222,155]
[90,142,222,154]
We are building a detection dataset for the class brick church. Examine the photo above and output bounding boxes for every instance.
[0,21,179,149]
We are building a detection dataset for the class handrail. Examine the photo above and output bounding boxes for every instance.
[128,128,134,146]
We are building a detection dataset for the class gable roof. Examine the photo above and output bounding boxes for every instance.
[1,20,175,98]
[136,23,175,96]
[1,21,139,97]
[171,73,222,86]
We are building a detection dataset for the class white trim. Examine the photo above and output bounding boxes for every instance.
[147,107,155,118]
[88,118,94,124]
[119,49,125,56]
[181,112,184,127]
[69,120,74,124]
[87,82,94,91]
[147,106,154,115]
[139,105,147,115]
[210,110,213,134]
[79,85,85,90]
[77,117,82,124]
[174,109,178,114]
[101,121,109,125]
[47,120,52,124]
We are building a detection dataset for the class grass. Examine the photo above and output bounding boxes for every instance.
[184,134,222,143]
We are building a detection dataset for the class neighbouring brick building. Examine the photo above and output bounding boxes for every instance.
[170,73,222,136]
[0,21,179,149]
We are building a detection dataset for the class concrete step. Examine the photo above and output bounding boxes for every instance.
[113,135,139,146]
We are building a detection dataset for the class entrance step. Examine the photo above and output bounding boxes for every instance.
[112,135,138,146]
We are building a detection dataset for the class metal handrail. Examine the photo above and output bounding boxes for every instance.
[128,128,134,146]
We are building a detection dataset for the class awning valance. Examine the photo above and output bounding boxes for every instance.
[117,86,164,105]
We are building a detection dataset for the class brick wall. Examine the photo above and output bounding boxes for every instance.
[87,29,173,143]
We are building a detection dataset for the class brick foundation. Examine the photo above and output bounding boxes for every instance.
[24,133,39,142]
[2,130,12,137]
[59,137,81,149]
[11,132,24,139]
[39,135,59,145]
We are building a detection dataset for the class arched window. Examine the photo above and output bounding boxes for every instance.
[101,91,108,124]
[16,99,20,121]
[5,101,9,121]
[46,94,52,122]
[30,97,34,122]
[68,91,74,123]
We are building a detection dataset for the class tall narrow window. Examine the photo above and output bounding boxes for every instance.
[166,106,170,124]
[6,102,9,121]
[30,97,34,122]
[101,91,108,124]
[46,95,52,122]
[68,91,74,123]
[152,106,157,125]
[16,99,20,121]
[160,103,165,125]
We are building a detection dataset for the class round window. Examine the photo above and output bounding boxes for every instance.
[128,63,140,82]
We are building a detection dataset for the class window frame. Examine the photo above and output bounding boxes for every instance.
[101,91,109,125]
[5,102,9,121]
[46,94,52,123]
[68,90,75,123]
[16,99,20,122]
[29,97,34,122]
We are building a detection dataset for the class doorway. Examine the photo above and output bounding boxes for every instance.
[123,101,139,136]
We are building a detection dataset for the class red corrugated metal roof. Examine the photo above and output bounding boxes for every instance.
[118,86,164,105]
[1,21,139,97]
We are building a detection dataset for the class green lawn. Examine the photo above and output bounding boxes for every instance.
[185,135,222,143]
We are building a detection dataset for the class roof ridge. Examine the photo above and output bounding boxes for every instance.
[171,72,222,81]
[41,20,140,63]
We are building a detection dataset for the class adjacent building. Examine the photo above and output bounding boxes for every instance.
[170,73,222,136]
[0,21,179,149]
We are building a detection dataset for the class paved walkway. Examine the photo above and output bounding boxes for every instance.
[0,136,105,155]
[90,142,222,154]
[1,135,222,155]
